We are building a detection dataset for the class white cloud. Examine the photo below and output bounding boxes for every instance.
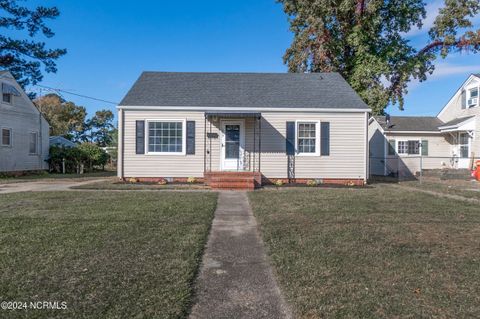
[406,62,479,92]
[429,62,478,78]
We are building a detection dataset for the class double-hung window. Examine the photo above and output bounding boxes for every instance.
[147,120,185,155]
[468,88,479,107]
[29,132,38,154]
[1,128,12,146]
[296,121,320,156]
[397,140,419,155]
[2,93,12,104]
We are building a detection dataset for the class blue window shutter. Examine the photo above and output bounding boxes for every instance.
[421,140,429,156]
[136,120,145,154]
[461,89,467,109]
[186,121,195,155]
[286,122,295,155]
[321,122,330,156]
[388,139,396,155]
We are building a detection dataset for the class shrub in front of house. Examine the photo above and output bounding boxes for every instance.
[48,143,110,174]
[306,180,318,187]
[274,180,284,187]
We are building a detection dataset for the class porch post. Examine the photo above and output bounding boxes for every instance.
[204,115,207,173]
[253,116,256,172]
[258,115,262,173]
[209,119,212,172]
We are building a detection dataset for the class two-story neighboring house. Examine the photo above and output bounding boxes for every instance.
[0,71,49,173]
[369,73,480,177]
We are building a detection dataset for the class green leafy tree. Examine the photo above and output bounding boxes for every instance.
[279,0,480,114]
[0,0,66,89]
[34,93,86,139]
[82,109,116,147]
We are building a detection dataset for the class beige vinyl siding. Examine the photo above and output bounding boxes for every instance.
[438,77,480,158]
[384,133,452,174]
[0,77,49,172]
[259,112,366,179]
[121,109,368,180]
[123,110,206,177]
[368,118,386,176]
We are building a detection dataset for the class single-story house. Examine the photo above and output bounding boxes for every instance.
[117,72,370,189]
[369,73,480,177]
[0,70,49,173]
[49,136,76,148]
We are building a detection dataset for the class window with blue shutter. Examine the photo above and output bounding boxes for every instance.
[320,122,330,156]
[136,120,145,154]
[186,121,195,155]
[286,122,295,155]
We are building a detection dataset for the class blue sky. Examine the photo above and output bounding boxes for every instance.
[28,0,480,118]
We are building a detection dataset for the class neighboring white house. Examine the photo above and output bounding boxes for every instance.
[0,71,49,173]
[369,73,480,177]
[117,72,371,189]
[50,136,76,148]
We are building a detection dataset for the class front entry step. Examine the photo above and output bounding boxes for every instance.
[204,172,261,190]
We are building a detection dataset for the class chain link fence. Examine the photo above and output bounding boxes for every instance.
[369,156,477,182]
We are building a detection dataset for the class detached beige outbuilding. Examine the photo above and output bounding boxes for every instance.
[117,72,370,189]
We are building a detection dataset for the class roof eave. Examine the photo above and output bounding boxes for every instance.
[117,105,372,112]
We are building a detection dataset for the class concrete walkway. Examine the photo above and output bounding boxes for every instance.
[0,178,112,194]
[190,192,292,319]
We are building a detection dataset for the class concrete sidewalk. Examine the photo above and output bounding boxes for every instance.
[0,178,112,194]
[190,191,292,319]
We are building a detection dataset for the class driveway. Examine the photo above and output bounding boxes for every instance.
[0,178,112,194]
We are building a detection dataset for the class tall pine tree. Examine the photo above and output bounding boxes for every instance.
[279,0,480,114]
[0,0,66,89]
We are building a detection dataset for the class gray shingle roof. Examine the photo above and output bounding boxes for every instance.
[375,116,444,132]
[439,116,475,128]
[119,72,369,109]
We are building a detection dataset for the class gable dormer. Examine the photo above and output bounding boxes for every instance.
[0,71,42,116]
[438,74,480,123]
[462,76,479,109]
[2,82,21,105]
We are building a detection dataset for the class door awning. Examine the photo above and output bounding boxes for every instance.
[2,83,21,96]
[438,116,475,132]
[205,111,261,119]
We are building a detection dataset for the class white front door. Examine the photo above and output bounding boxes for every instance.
[221,121,245,171]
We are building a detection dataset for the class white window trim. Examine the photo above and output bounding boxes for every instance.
[1,127,12,147]
[396,139,421,156]
[29,131,38,155]
[466,86,479,108]
[295,120,320,157]
[145,119,187,156]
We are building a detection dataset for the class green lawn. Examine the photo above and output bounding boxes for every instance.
[249,186,480,318]
[0,171,116,184]
[0,191,217,319]
[401,178,480,200]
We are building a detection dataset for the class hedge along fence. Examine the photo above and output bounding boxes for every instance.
[49,143,110,174]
